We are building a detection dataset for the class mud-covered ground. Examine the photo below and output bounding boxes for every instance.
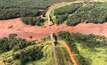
[0,18,107,40]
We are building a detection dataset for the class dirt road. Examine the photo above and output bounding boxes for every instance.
[58,41,78,65]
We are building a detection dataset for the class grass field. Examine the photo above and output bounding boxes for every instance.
[76,43,107,65]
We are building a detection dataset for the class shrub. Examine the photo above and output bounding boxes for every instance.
[55,14,68,24]
[0,34,36,53]
[21,17,45,26]
[13,46,43,65]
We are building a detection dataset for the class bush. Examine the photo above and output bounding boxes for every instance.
[0,34,36,52]
[55,14,68,24]
[21,17,45,26]
[13,46,43,65]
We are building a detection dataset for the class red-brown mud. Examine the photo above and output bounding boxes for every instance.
[0,18,107,40]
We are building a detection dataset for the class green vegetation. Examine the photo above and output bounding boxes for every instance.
[1,1,107,64]
[57,31,91,65]
[57,31,107,50]
[57,31,107,65]
[54,3,82,15]
[55,14,68,24]
[2,45,55,65]
[70,33,107,48]
[2,45,54,65]
[53,44,72,65]
[0,33,74,65]
[0,34,56,65]
[0,34,36,53]
[12,46,43,65]
[0,0,54,26]
[21,17,45,26]
[54,2,107,25]
[53,0,78,3]
[76,43,107,65]
[0,32,107,65]
[0,0,53,19]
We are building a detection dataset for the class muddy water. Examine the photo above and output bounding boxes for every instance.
[0,18,107,40]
